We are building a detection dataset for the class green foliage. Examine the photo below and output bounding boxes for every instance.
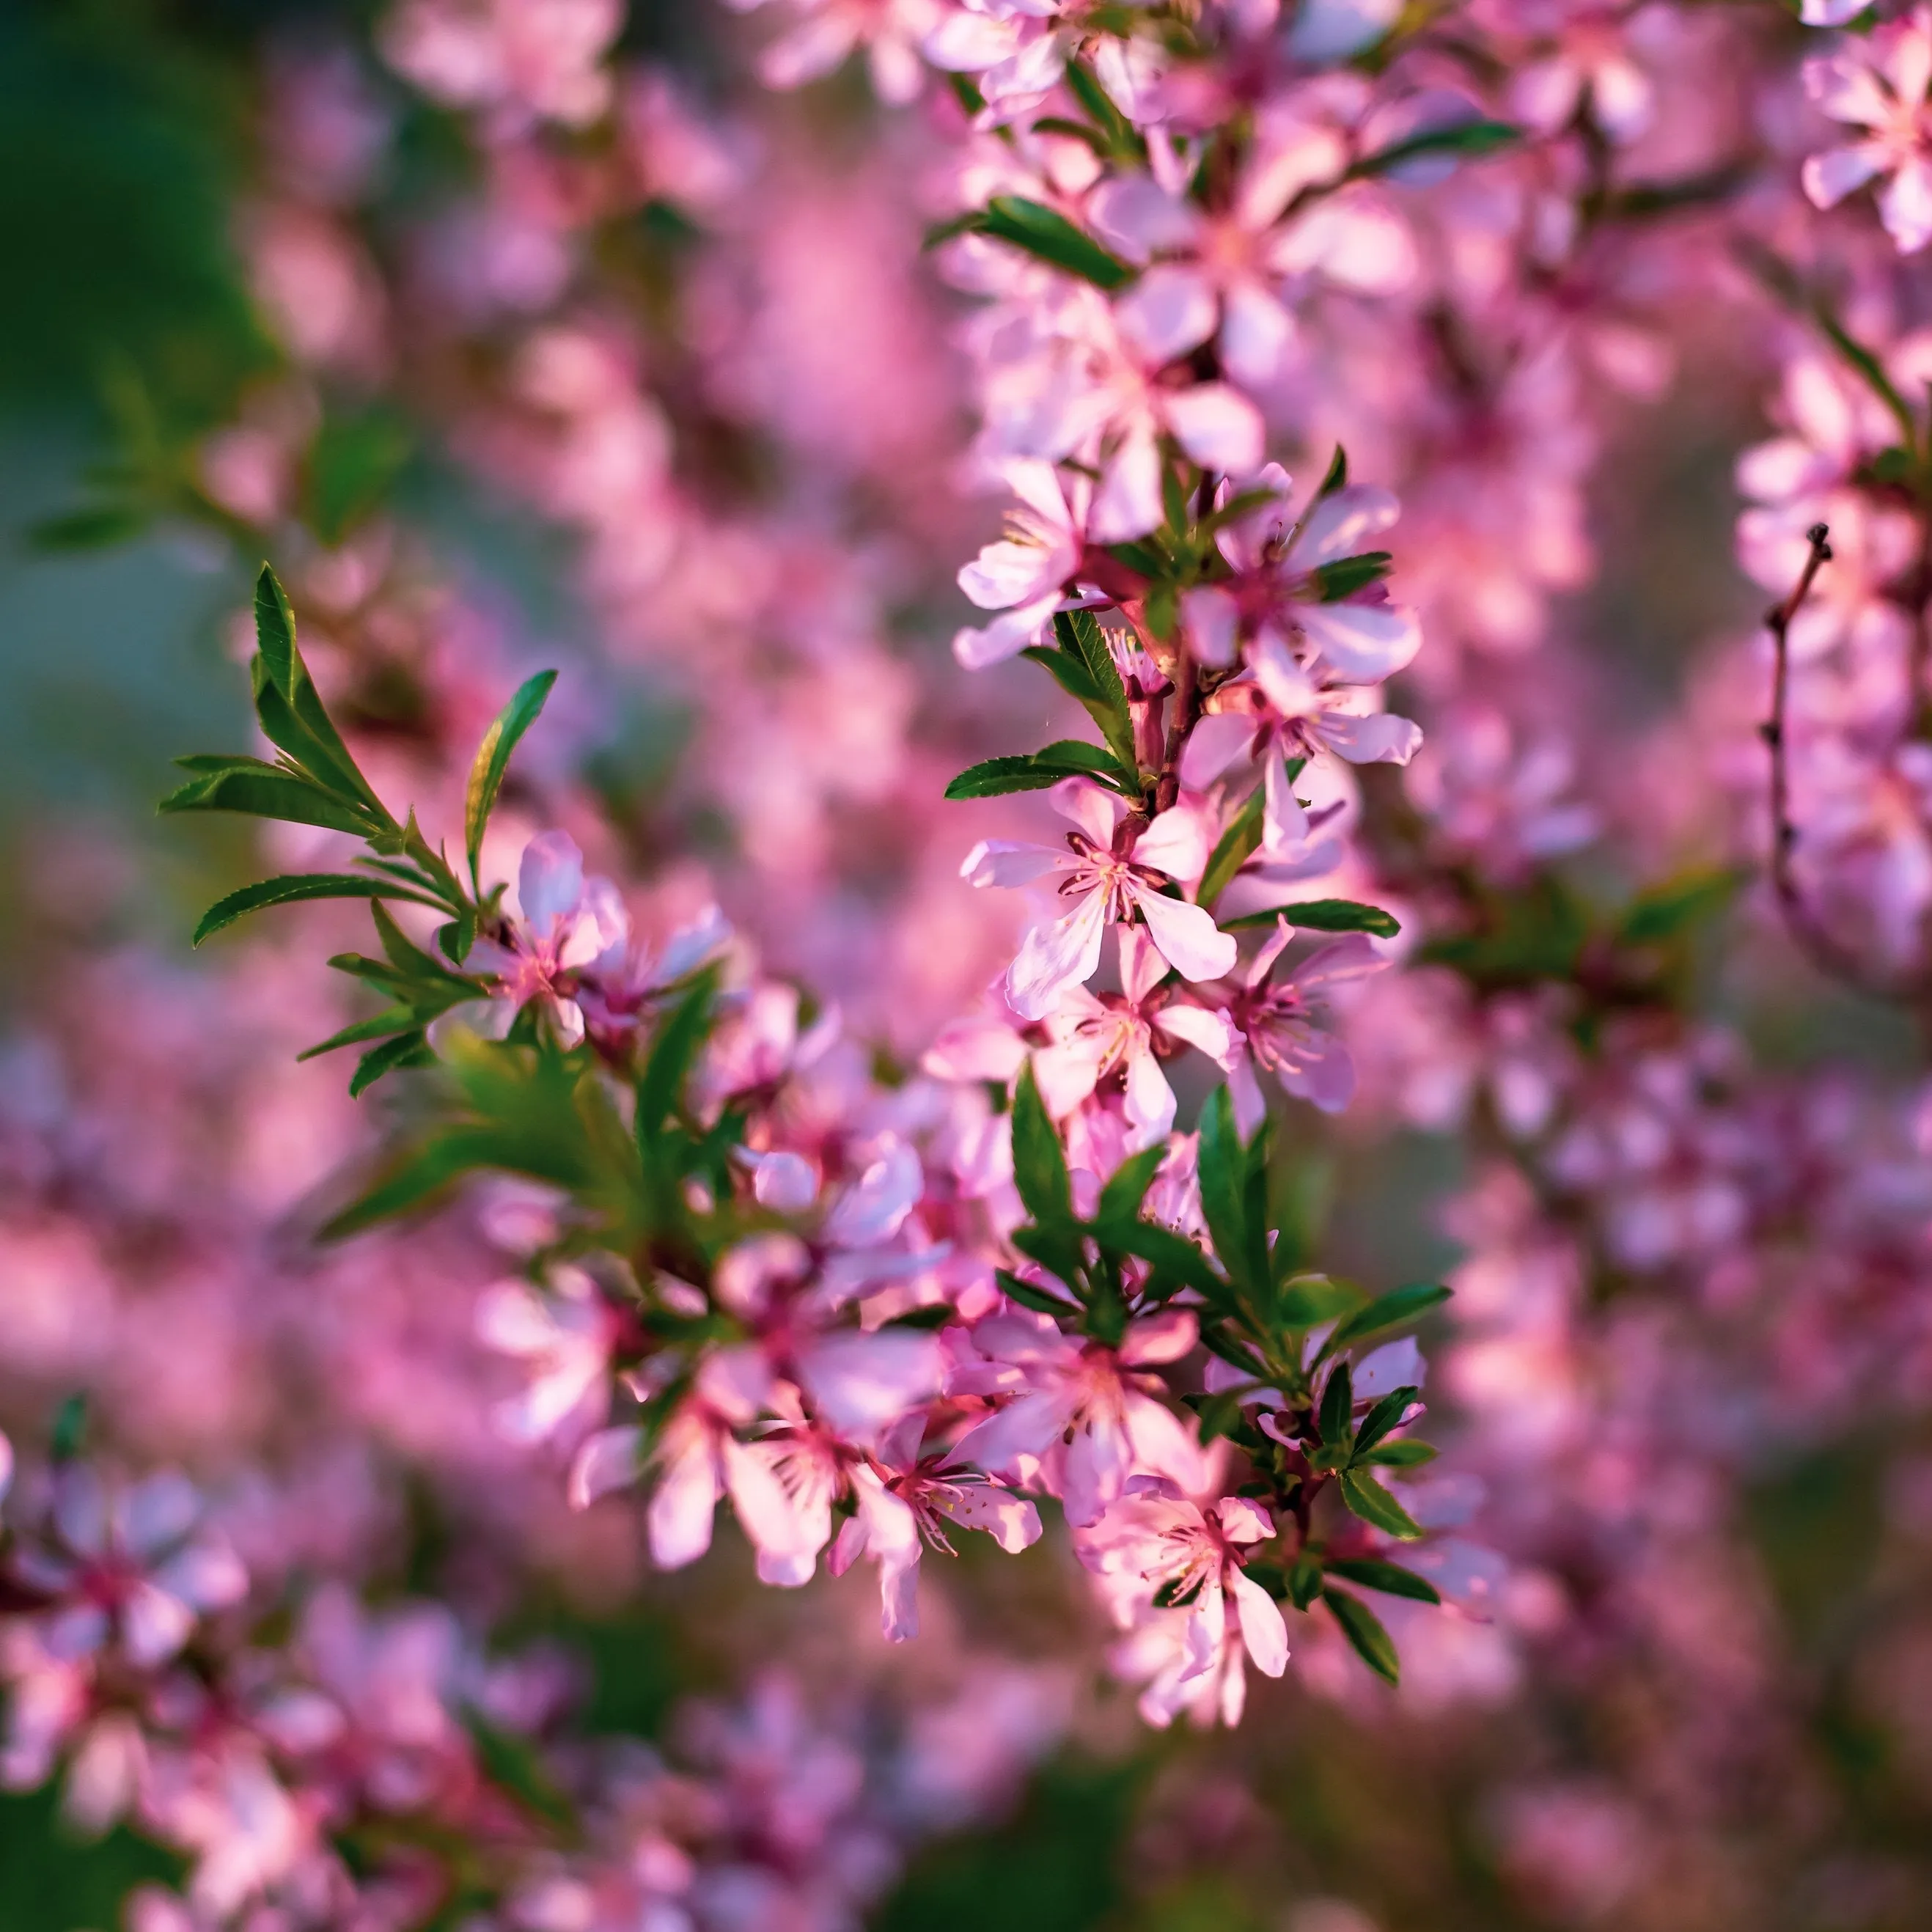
[1223,900,1401,937]
[1323,1557,1441,1604]
[947,741,1136,800]
[1323,1586,1401,1683]
[1352,119,1521,182]
[466,668,559,890]
[967,195,1133,289]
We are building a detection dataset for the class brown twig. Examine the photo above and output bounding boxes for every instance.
[1760,521,1928,1000]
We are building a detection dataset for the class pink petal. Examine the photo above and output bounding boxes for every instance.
[1115,265,1219,366]
[1180,585,1242,670]
[1163,383,1266,476]
[1088,177,1202,262]
[570,1425,647,1513]
[1132,807,1211,883]
[1179,708,1256,789]
[1008,886,1111,1019]
[1091,419,1165,543]
[1296,599,1422,680]
[1229,1566,1290,1677]
[517,831,586,933]
[794,1331,944,1443]
[1120,1307,1199,1366]
[1803,144,1884,211]
[1320,710,1423,764]
[1131,887,1238,983]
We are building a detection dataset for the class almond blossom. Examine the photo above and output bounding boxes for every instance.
[1217,920,1389,1125]
[1182,463,1422,680]
[961,782,1236,1019]
[949,1307,1208,1527]
[953,458,1090,669]
[1076,1481,1288,1727]
[1031,928,1234,1149]
[1802,7,1932,253]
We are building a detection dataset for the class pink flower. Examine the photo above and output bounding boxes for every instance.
[828,1414,1041,1640]
[1184,464,1422,680]
[1182,638,1422,852]
[734,0,944,105]
[449,831,629,1050]
[380,0,622,131]
[963,782,1236,1019]
[13,1469,247,1672]
[1802,8,1932,253]
[950,1309,1207,1526]
[1076,1482,1288,1727]
[954,460,1090,669]
[1219,920,1389,1125]
[475,1266,617,1444]
[1032,928,1234,1149]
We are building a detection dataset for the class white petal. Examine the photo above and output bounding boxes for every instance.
[961,839,1066,888]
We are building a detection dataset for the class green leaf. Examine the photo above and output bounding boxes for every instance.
[1101,1219,1224,1301]
[466,669,559,889]
[1317,1362,1353,1455]
[51,1391,89,1462]
[1222,899,1400,938]
[1189,1389,1249,1444]
[306,410,412,546]
[1353,119,1520,180]
[1096,1144,1167,1224]
[636,971,719,1147]
[1198,784,1265,909]
[1287,1551,1323,1611]
[349,1029,430,1097]
[1316,444,1348,498]
[297,1007,419,1061]
[1310,551,1392,601]
[945,741,1132,800]
[1322,1587,1400,1683]
[1197,1087,1268,1307]
[1617,866,1748,947]
[460,1706,576,1831]
[995,1268,1079,1317]
[29,503,151,550]
[1359,1438,1438,1467]
[1026,609,1140,778]
[1011,1062,1074,1228]
[252,565,392,820]
[1337,1468,1423,1540]
[1323,1557,1440,1605]
[191,873,447,945]
[1321,1282,1450,1359]
[1352,1385,1420,1458]
[161,767,377,835]
[976,195,1132,289]
[1275,1272,1364,1329]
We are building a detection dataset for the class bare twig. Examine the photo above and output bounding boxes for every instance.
[1760,521,1929,1000]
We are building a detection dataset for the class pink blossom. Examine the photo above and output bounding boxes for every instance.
[962,782,1236,1019]
[1802,7,1932,251]
[380,0,622,131]
[950,1308,1208,1525]
[1076,1481,1288,1726]
[475,1265,617,1444]
[1218,920,1389,1125]
[1186,464,1422,681]
[1031,928,1234,1149]
[953,459,1090,668]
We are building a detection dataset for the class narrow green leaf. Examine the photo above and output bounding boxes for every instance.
[977,195,1131,289]
[1353,119,1520,180]
[51,1392,89,1461]
[636,971,719,1147]
[1197,1086,1259,1302]
[1323,1587,1401,1682]
[29,504,150,550]
[192,874,447,946]
[254,562,298,699]
[1275,1272,1364,1329]
[1617,866,1749,946]
[1337,1468,1424,1540]
[466,669,559,889]
[319,1133,494,1238]
[1316,444,1348,499]
[1310,552,1392,601]
[1222,899,1400,937]
[1321,1282,1450,1358]
[995,1268,1079,1317]
[1318,1362,1353,1454]
[1198,785,1265,908]
[1011,1062,1073,1228]
[1352,1385,1421,1458]
[297,1007,419,1061]
[161,768,375,835]
[306,411,412,546]
[460,1707,576,1831]
[348,1029,430,1098]
[1101,1219,1224,1300]
[1096,1144,1166,1225]
[1359,1439,1438,1468]
[945,741,1132,800]
[1323,1557,1440,1604]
